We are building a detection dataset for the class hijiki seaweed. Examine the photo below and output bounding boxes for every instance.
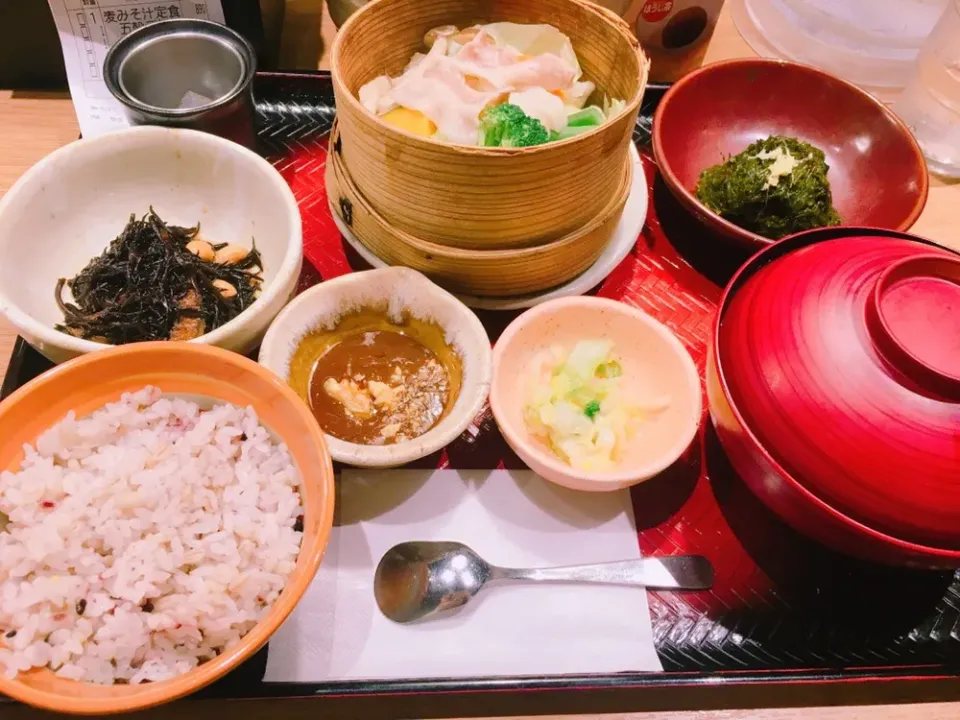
[55,209,263,344]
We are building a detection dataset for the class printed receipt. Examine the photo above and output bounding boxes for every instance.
[47,0,226,138]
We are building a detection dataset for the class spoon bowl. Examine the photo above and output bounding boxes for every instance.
[375,541,489,623]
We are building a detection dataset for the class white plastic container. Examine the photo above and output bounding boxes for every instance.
[732,0,949,102]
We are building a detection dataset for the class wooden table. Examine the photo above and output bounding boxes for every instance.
[2,3,959,719]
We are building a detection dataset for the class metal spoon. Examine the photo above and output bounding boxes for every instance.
[374,540,714,624]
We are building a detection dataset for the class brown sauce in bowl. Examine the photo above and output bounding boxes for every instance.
[309,330,449,445]
[287,308,463,446]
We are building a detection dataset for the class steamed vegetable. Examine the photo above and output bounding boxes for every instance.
[523,340,668,472]
[567,106,606,127]
[602,96,626,119]
[478,103,549,148]
[380,107,437,137]
[549,105,607,141]
[360,22,626,147]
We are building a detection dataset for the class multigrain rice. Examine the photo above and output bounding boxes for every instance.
[0,387,303,684]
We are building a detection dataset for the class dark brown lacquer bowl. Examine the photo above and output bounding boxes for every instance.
[653,59,929,253]
[707,227,960,569]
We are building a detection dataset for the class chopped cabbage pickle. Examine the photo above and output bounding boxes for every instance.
[523,340,667,472]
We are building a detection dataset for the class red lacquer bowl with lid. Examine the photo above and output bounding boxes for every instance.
[707,226,960,568]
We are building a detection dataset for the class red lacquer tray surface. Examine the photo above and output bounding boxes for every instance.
[271,101,960,677]
[4,74,960,700]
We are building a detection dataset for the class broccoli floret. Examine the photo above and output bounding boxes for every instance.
[478,103,549,148]
[478,103,525,146]
[501,118,549,147]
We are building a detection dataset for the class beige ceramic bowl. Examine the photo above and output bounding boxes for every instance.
[258,267,492,467]
[0,126,303,364]
[0,342,334,714]
[490,297,702,491]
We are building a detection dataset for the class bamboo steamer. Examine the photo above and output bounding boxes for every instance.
[330,0,649,251]
[326,121,633,296]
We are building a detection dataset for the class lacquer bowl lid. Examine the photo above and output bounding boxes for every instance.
[719,234,960,547]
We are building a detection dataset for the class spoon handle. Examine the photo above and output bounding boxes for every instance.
[488,555,713,590]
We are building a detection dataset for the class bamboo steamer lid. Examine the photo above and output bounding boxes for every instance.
[326,121,633,296]
[331,0,649,251]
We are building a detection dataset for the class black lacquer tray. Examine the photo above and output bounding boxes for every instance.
[3,72,960,716]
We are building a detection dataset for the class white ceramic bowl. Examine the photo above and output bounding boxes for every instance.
[258,267,492,467]
[0,126,302,364]
[490,296,702,492]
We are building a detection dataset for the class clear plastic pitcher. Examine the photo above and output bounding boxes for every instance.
[895,0,960,178]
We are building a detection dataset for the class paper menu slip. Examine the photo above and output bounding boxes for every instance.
[47,0,226,138]
[263,469,663,682]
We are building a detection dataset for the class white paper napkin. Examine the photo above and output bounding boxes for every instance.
[263,469,663,681]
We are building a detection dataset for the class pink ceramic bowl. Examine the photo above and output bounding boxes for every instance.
[652,59,928,253]
[490,297,702,492]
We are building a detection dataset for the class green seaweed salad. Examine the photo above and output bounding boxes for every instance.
[694,135,842,240]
